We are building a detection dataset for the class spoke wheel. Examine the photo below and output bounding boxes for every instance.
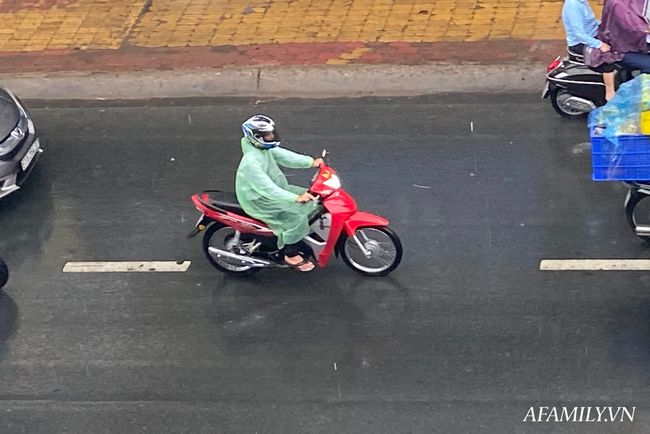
[340,227,402,277]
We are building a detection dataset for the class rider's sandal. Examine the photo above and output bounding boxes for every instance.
[285,258,315,272]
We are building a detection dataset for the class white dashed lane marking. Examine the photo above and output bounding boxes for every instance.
[540,260,650,271]
[63,261,191,273]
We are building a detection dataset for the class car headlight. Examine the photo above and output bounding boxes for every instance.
[0,112,27,157]
[323,174,341,189]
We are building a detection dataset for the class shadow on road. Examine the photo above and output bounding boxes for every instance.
[0,290,18,365]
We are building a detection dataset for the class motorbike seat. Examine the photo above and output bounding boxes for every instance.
[205,191,252,217]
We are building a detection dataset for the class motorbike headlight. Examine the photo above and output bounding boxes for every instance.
[323,174,341,189]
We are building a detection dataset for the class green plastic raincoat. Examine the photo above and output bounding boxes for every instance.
[235,138,317,249]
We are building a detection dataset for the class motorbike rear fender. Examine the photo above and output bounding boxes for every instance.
[548,61,603,84]
[548,63,606,104]
[187,215,215,238]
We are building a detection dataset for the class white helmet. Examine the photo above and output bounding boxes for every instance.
[242,115,281,150]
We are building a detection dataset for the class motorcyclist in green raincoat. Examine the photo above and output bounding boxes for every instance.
[235,115,323,272]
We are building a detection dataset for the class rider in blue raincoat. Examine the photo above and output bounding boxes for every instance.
[235,115,323,272]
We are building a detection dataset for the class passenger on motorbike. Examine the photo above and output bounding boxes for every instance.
[562,0,616,100]
[235,115,324,272]
[586,0,650,99]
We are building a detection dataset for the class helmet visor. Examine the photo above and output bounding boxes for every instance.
[254,129,280,149]
[259,129,280,143]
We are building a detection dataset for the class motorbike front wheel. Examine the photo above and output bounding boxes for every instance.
[339,226,402,277]
[550,88,593,120]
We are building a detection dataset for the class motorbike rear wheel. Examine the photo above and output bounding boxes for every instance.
[203,223,259,276]
[339,226,402,277]
[550,88,592,120]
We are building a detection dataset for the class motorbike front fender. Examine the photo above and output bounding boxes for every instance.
[343,211,389,236]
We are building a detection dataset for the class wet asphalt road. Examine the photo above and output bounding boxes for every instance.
[0,94,650,433]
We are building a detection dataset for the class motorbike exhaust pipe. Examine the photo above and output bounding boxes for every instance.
[636,225,650,237]
[208,247,271,268]
[564,96,597,112]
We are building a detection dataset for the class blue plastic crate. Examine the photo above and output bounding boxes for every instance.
[590,127,650,181]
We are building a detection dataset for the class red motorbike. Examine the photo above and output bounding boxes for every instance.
[188,152,402,276]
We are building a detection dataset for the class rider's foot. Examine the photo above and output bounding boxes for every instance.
[284,255,315,272]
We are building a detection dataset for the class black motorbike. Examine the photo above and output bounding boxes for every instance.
[542,49,636,119]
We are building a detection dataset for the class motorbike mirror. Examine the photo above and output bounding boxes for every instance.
[322,149,327,158]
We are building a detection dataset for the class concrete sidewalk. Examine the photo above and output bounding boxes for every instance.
[0,0,586,98]
[0,63,544,100]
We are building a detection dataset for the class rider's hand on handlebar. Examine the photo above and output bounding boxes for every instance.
[600,42,611,53]
[295,192,317,203]
[312,158,324,167]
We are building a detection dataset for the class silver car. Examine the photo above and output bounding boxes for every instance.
[0,85,41,199]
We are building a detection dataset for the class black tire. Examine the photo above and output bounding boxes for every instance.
[625,191,650,240]
[339,226,402,277]
[550,88,591,120]
[626,191,643,230]
[0,258,7,289]
[202,223,259,276]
